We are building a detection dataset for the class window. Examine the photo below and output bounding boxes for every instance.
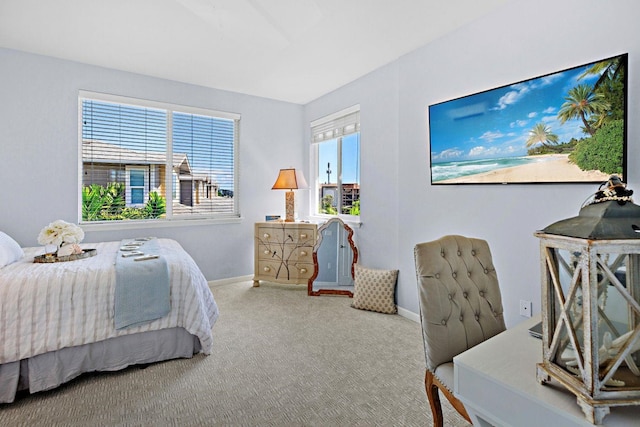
[311,106,360,217]
[80,91,239,223]
[126,167,147,206]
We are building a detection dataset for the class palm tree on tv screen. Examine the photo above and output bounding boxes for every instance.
[580,57,625,130]
[562,56,626,176]
[525,123,559,150]
[557,84,610,136]
[579,57,624,94]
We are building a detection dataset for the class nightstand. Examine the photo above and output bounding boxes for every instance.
[253,222,317,287]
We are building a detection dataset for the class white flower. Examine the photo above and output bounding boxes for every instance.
[37,220,85,247]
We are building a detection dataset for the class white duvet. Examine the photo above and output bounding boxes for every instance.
[0,239,219,365]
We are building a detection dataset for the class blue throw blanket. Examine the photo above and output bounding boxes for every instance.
[114,239,170,329]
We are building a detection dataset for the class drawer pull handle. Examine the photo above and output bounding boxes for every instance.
[300,233,307,238]
[263,250,270,255]
[263,233,270,239]
[263,266,271,272]
[300,268,307,273]
[300,251,307,256]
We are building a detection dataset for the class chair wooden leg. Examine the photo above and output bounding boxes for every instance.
[425,370,444,427]
[425,369,472,426]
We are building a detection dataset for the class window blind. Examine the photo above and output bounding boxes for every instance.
[82,100,167,216]
[311,105,360,143]
[172,112,236,216]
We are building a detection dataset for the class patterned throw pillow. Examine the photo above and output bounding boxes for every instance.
[351,264,399,314]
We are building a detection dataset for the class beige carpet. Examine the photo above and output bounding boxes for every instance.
[0,281,470,426]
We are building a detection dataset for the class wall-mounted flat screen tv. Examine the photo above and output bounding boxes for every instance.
[428,53,627,185]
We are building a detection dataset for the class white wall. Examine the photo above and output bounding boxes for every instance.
[0,48,304,281]
[305,0,640,327]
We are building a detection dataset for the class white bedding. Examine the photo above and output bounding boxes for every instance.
[0,239,219,366]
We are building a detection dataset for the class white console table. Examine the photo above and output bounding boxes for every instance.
[454,316,640,426]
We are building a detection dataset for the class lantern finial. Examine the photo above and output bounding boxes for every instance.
[586,174,634,206]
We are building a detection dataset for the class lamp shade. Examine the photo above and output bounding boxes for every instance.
[272,168,308,190]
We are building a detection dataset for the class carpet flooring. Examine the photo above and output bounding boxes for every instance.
[0,281,470,426]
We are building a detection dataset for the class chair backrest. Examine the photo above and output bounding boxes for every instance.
[414,235,506,371]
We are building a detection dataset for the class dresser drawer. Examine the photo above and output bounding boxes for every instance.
[291,245,313,263]
[256,225,315,244]
[256,243,313,263]
[256,260,314,282]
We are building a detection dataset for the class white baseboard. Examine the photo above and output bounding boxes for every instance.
[207,275,422,324]
[397,306,420,323]
[208,275,253,288]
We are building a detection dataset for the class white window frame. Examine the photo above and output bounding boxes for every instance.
[309,105,361,223]
[78,90,241,230]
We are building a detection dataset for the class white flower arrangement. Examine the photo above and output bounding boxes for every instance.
[37,220,85,248]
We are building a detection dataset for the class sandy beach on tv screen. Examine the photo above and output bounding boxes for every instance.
[439,154,610,184]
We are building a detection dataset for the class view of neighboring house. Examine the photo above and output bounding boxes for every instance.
[82,139,220,208]
[320,183,360,214]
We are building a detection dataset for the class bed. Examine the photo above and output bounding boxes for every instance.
[0,237,219,404]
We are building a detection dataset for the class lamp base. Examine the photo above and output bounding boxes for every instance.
[285,191,295,222]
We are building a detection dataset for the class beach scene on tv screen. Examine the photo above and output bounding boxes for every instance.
[428,54,626,184]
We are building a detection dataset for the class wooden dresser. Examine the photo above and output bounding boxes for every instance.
[253,222,317,287]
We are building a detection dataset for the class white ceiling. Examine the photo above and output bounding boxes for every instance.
[0,0,510,104]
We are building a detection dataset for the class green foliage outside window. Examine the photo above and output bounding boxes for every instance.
[82,183,166,221]
[144,191,166,218]
[348,200,360,216]
[320,194,359,216]
[320,194,338,215]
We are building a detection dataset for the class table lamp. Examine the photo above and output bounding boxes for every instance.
[272,168,307,222]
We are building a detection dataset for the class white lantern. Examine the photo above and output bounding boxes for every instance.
[535,176,640,424]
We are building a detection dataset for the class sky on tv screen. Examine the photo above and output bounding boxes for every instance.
[428,58,617,164]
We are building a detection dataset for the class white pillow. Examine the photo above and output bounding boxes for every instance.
[0,231,24,268]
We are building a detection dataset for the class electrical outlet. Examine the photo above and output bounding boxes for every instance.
[519,300,532,318]
[327,262,332,270]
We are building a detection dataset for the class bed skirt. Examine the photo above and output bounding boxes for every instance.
[0,327,200,404]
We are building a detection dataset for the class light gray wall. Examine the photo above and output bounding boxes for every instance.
[2,0,640,328]
[305,0,640,327]
[0,48,305,281]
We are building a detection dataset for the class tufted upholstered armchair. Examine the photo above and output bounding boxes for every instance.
[414,235,506,427]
